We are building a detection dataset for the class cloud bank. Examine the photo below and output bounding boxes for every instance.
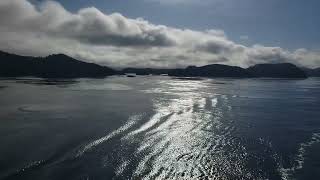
[0,0,319,68]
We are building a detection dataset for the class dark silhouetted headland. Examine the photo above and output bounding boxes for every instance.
[0,51,118,78]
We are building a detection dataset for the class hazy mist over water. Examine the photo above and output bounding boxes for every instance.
[0,76,320,180]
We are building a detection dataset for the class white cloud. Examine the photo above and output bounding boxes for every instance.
[0,0,319,68]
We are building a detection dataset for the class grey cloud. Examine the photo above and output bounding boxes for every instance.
[246,46,290,64]
[196,39,245,54]
[52,9,177,47]
[0,1,176,47]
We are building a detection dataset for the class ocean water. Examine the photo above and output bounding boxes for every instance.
[0,76,319,180]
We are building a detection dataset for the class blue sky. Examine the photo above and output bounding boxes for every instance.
[36,0,320,50]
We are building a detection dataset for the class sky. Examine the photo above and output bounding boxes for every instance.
[0,0,319,68]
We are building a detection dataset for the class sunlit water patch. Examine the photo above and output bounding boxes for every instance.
[112,79,285,179]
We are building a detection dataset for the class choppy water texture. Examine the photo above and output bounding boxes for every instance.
[0,76,320,180]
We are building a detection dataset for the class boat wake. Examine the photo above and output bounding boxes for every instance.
[279,132,320,180]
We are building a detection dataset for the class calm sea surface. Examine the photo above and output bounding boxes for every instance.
[0,76,319,180]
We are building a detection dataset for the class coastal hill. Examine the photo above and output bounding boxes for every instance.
[302,67,320,77]
[0,50,314,78]
[0,51,118,78]
[168,64,250,77]
[122,66,251,77]
[247,63,307,78]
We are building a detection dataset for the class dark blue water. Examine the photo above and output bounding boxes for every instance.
[0,76,319,180]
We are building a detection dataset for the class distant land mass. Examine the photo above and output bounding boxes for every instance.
[302,67,320,77]
[125,64,311,79]
[247,63,307,78]
[1,50,318,78]
[0,51,118,78]
[168,64,250,78]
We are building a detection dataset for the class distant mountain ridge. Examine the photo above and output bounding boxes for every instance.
[125,63,309,78]
[0,50,317,78]
[0,51,118,78]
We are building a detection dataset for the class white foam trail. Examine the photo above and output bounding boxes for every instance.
[115,160,130,176]
[76,114,143,157]
[197,97,206,109]
[212,98,218,108]
[279,132,320,180]
[127,111,169,137]
[125,97,201,138]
